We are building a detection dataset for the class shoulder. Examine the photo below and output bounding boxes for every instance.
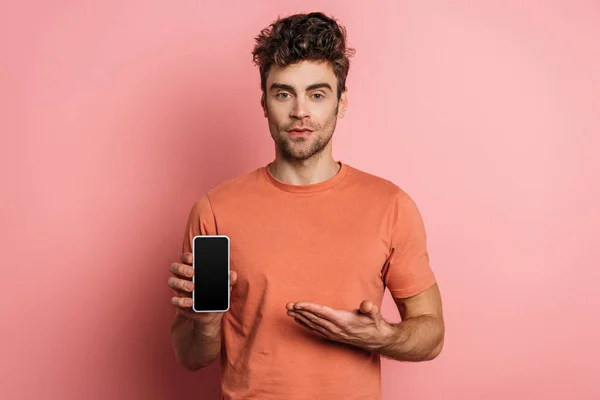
[209,168,261,195]
[345,164,409,201]
[191,167,264,211]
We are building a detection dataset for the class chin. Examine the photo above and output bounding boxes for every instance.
[284,146,322,161]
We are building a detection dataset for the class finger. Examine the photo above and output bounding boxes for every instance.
[180,252,193,265]
[171,296,193,308]
[173,290,192,305]
[230,270,238,286]
[359,300,375,314]
[292,312,333,339]
[168,277,194,292]
[174,289,189,298]
[359,300,380,319]
[290,310,340,335]
[293,302,342,325]
[170,262,193,278]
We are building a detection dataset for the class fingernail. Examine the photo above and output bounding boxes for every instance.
[187,299,192,306]
[185,283,192,290]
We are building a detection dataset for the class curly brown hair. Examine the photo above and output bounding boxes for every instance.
[252,12,355,99]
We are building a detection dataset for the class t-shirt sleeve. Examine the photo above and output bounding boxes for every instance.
[382,190,437,298]
[181,194,217,255]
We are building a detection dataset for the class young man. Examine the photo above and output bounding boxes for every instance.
[168,12,444,400]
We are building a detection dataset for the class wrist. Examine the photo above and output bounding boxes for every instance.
[193,319,222,337]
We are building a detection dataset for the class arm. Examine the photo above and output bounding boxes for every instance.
[377,189,444,361]
[169,196,226,371]
[287,282,444,362]
[170,312,222,371]
[376,283,445,361]
[168,253,226,371]
[287,190,444,360]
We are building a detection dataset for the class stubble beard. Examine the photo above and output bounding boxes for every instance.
[268,110,338,162]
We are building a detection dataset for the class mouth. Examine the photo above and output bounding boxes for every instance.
[287,128,313,133]
[287,128,314,137]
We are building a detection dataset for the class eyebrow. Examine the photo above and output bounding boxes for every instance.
[269,82,333,93]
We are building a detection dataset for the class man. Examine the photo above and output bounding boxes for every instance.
[168,12,444,400]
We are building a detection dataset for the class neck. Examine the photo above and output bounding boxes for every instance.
[268,153,341,186]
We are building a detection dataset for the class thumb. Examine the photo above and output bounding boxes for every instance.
[230,270,238,287]
[359,300,380,319]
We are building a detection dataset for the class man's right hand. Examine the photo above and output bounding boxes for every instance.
[168,252,238,330]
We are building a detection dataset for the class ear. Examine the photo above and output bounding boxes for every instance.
[261,93,268,118]
[337,89,348,118]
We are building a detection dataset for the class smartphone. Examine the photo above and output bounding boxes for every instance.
[192,235,230,313]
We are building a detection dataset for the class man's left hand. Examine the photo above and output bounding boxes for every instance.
[285,300,392,352]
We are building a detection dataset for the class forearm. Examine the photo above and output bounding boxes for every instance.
[170,314,221,370]
[375,315,444,361]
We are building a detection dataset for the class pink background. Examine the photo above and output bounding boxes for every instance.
[2,1,599,399]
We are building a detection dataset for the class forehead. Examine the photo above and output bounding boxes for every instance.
[266,60,337,90]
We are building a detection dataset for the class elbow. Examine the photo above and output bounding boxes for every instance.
[176,353,201,371]
[176,352,214,372]
[174,349,196,371]
[419,319,445,361]
[427,316,445,360]
[425,333,445,361]
[182,362,205,372]
[427,338,444,360]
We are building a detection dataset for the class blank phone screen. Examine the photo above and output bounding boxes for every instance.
[193,236,230,312]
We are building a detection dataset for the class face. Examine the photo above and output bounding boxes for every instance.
[262,60,347,161]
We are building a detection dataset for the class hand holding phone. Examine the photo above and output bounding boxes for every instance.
[169,244,236,325]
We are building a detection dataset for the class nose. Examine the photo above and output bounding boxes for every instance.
[290,97,309,119]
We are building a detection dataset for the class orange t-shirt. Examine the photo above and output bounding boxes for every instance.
[182,161,436,400]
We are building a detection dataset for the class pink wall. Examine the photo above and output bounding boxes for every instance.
[2,1,599,399]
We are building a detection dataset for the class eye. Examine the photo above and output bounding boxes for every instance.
[312,93,324,100]
[277,93,291,99]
